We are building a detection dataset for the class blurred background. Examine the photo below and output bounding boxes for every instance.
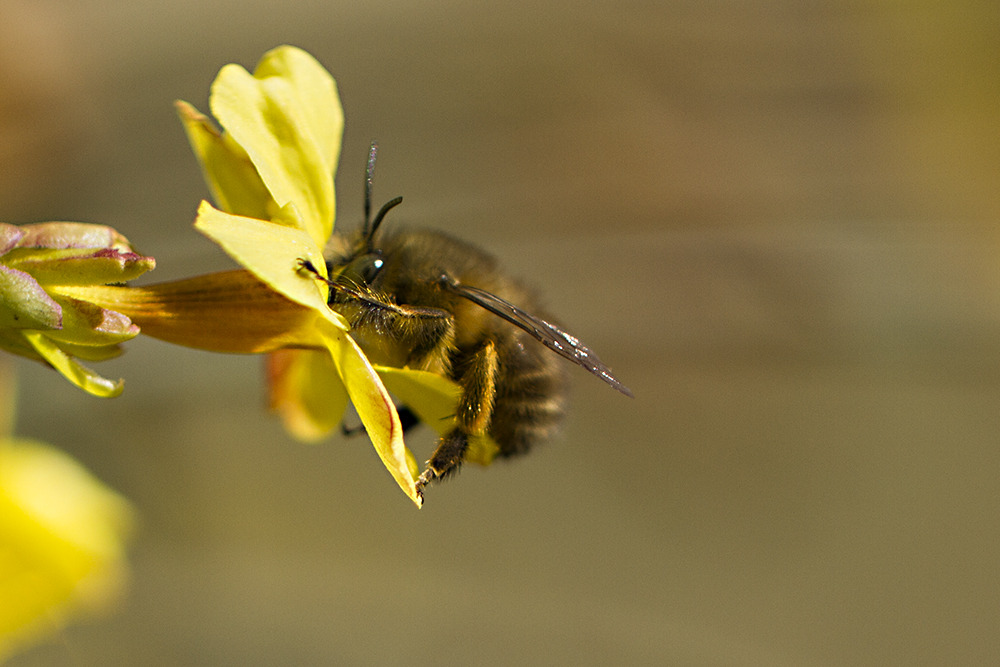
[4,0,1000,664]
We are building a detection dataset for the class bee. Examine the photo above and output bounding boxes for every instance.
[303,143,632,500]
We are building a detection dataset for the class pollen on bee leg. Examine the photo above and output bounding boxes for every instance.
[457,339,499,435]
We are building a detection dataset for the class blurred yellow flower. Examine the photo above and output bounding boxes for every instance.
[0,371,132,661]
[0,222,155,397]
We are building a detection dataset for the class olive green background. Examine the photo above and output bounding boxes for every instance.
[4,1,1000,664]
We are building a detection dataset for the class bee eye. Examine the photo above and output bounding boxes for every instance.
[359,256,384,283]
[340,253,384,285]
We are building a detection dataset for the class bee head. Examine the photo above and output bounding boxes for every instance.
[332,141,402,288]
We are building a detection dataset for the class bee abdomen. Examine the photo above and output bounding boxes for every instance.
[487,346,567,457]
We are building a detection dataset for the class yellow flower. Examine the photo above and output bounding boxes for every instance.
[0,222,154,397]
[82,46,478,505]
[182,46,422,504]
[0,371,133,661]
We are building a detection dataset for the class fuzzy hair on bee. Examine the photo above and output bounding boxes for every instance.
[303,142,631,500]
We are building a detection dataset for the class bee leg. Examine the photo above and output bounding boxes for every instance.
[417,340,499,496]
[335,295,457,376]
[397,307,456,376]
[416,429,469,492]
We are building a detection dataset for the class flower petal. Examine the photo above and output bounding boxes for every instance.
[0,265,62,330]
[43,297,138,347]
[193,201,346,328]
[13,223,131,252]
[51,340,124,362]
[210,46,340,247]
[376,366,500,466]
[58,271,326,354]
[7,248,155,286]
[21,331,123,398]
[267,348,348,441]
[175,100,276,221]
[252,45,343,189]
[320,323,420,506]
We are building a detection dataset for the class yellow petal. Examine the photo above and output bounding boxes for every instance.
[267,348,348,441]
[210,46,340,247]
[320,323,420,506]
[253,46,343,183]
[0,439,132,661]
[4,247,155,286]
[376,366,500,466]
[192,201,346,330]
[175,101,276,221]
[58,271,326,354]
[20,331,123,397]
[375,366,460,432]
[51,340,124,362]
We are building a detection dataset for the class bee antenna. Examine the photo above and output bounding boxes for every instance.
[368,196,403,247]
[363,140,379,237]
[362,140,403,252]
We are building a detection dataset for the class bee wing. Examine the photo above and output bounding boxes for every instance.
[442,280,633,397]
